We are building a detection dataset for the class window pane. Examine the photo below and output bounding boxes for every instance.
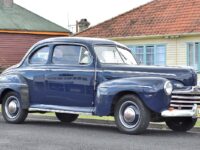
[52,45,90,65]
[156,45,165,65]
[146,46,154,65]
[79,47,92,64]
[94,46,124,64]
[29,46,49,64]
[195,43,199,69]
[127,46,135,54]
[135,46,144,64]
[117,47,137,65]
[188,43,194,67]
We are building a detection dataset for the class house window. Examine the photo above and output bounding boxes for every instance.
[146,46,154,65]
[187,43,200,70]
[128,45,166,66]
[135,46,144,64]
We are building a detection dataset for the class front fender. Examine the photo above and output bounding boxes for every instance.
[0,74,29,109]
[94,77,171,116]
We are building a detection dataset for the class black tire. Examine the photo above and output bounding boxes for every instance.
[114,94,150,134]
[165,117,197,132]
[55,113,79,123]
[1,91,28,124]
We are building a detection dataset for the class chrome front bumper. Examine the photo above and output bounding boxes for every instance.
[161,85,200,118]
[161,104,199,118]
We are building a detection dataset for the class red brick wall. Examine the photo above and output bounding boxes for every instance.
[0,33,63,68]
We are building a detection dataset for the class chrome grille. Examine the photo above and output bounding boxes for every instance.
[170,92,200,110]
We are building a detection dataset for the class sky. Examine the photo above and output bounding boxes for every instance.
[14,0,152,32]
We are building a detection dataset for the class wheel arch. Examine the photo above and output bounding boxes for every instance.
[0,88,16,104]
[0,74,30,109]
[110,91,148,116]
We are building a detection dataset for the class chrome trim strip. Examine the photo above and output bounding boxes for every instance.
[172,86,200,95]
[170,104,194,107]
[161,104,198,117]
[99,84,152,89]
[102,70,176,77]
[171,100,200,104]
[19,68,95,72]
[29,104,94,115]
[172,95,200,100]
[29,108,92,115]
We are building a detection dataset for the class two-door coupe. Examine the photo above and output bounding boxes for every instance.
[0,37,199,134]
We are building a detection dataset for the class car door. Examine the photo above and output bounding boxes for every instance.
[21,45,51,105]
[45,44,95,107]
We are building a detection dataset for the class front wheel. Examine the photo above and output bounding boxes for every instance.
[2,91,28,124]
[165,117,197,132]
[114,94,150,134]
[55,113,79,123]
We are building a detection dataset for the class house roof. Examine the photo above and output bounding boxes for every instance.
[0,3,71,34]
[76,0,200,38]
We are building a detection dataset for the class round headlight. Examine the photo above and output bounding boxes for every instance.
[164,81,173,95]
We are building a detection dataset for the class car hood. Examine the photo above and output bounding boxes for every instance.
[101,65,196,86]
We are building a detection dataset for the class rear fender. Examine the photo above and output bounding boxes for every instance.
[0,74,29,109]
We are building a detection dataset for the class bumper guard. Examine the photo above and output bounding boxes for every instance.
[161,104,199,118]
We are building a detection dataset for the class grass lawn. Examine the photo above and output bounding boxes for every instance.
[79,115,114,121]
[195,120,200,127]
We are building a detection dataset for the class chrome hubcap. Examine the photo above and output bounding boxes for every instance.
[8,101,18,114]
[5,96,20,119]
[123,107,136,123]
[119,101,141,129]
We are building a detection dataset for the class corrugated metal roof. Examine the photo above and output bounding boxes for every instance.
[0,3,70,33]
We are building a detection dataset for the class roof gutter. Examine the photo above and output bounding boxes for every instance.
[110,32,200,41]
[0,29,70,36]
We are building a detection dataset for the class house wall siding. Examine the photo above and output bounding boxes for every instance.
[0,33,62,68]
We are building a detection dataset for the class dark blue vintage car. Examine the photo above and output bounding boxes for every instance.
[0,37,199,134]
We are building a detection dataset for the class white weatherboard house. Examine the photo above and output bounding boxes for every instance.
[76,0,200,79]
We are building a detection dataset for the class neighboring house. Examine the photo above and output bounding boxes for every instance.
[76,0,200,78]
[0,0,71,68]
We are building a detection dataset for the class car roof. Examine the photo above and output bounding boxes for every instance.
[36,37,118,46]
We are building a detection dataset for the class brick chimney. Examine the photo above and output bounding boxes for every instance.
[0,0,13,8]
[77,19,90,33]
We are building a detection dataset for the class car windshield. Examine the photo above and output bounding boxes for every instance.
[94,45,137,65]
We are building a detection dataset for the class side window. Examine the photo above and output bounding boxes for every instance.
[29,46,50,64]
[52,45,91,65]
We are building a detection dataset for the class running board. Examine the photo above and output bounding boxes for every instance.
[29,104,94,115]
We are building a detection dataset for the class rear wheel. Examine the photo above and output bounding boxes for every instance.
[114,94,150,134]
[55,113,79,123]
[2,91,28,124]
[165,117,197,132]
